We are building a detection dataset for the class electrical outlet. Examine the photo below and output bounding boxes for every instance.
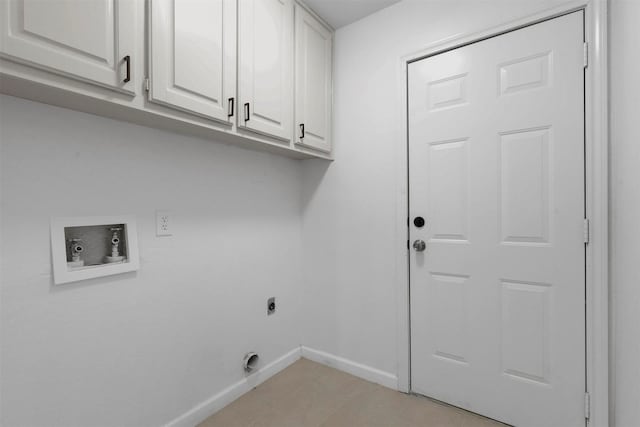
[156,211,172,236]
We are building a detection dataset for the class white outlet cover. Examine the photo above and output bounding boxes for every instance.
[156,210,172,236]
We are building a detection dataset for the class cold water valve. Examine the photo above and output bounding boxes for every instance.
[104,227,125,263]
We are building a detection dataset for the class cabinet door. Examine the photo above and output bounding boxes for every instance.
[0,0,136,93]
[238,0,293,142]
[149,0,236,123]
[294,5,332,153]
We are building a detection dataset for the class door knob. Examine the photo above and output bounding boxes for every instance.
[412,240,426,252]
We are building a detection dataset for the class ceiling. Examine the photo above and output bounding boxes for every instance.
[303,0,402,29]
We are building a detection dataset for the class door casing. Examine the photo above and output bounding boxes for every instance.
[394,1,609,425]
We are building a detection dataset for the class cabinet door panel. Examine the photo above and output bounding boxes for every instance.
[0,0,136,93]
[294,5,332,153]
[238,0,293,141]
[149,0,235,123]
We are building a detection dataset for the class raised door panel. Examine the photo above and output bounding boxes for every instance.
[0,0,136,93]
[499,127,551,244]
[427,137,469,242]
[294,5,332,153]
[149,0,235,123]
[238,0,293,142]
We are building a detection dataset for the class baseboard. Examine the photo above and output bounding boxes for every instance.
[301,346,398,390]
[164,347,302,427]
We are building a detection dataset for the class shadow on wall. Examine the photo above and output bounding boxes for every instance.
[48,270,137,294]
[301,158,331,212]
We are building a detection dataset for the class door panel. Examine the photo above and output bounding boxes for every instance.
[294,4,332,153]
[149,0,236,123]
[0,0,136,92]
[501,280,551,384]
[23,0,111,59]
[409,12,585,427]
[500,127,551,243]
[238,0,293,141]
[428,138,469,241]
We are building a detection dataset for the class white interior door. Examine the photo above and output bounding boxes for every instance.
[238,0,293,142]
[0,0,136,93]
[148,0,236,123]
[409,12,585,427]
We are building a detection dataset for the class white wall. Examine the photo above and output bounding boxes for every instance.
[303,0,640,427]
[1,0,637,425]
[302,0,578,379]
[609,0,640,425]
[0,95,303,427]
[302,1,638,425]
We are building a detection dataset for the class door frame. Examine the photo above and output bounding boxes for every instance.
[394,1,609,425]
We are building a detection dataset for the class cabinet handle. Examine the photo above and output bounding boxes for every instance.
[299,123,305,139]
[228,97,235,117]
[123,55,131,83]
[244,103,250,122]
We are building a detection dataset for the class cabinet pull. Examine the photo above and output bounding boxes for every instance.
[244,103,250,122]
[228,97,235,117]
[299,123,305,139]
[123,55,131,83]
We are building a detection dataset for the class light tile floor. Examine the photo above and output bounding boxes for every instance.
[198,358,507,427]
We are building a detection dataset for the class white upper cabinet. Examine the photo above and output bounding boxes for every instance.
[148,0,236,123]
[0,0,136,93]
[0,0,333,159]
[294,5,332,153]
[238,0,293,142]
